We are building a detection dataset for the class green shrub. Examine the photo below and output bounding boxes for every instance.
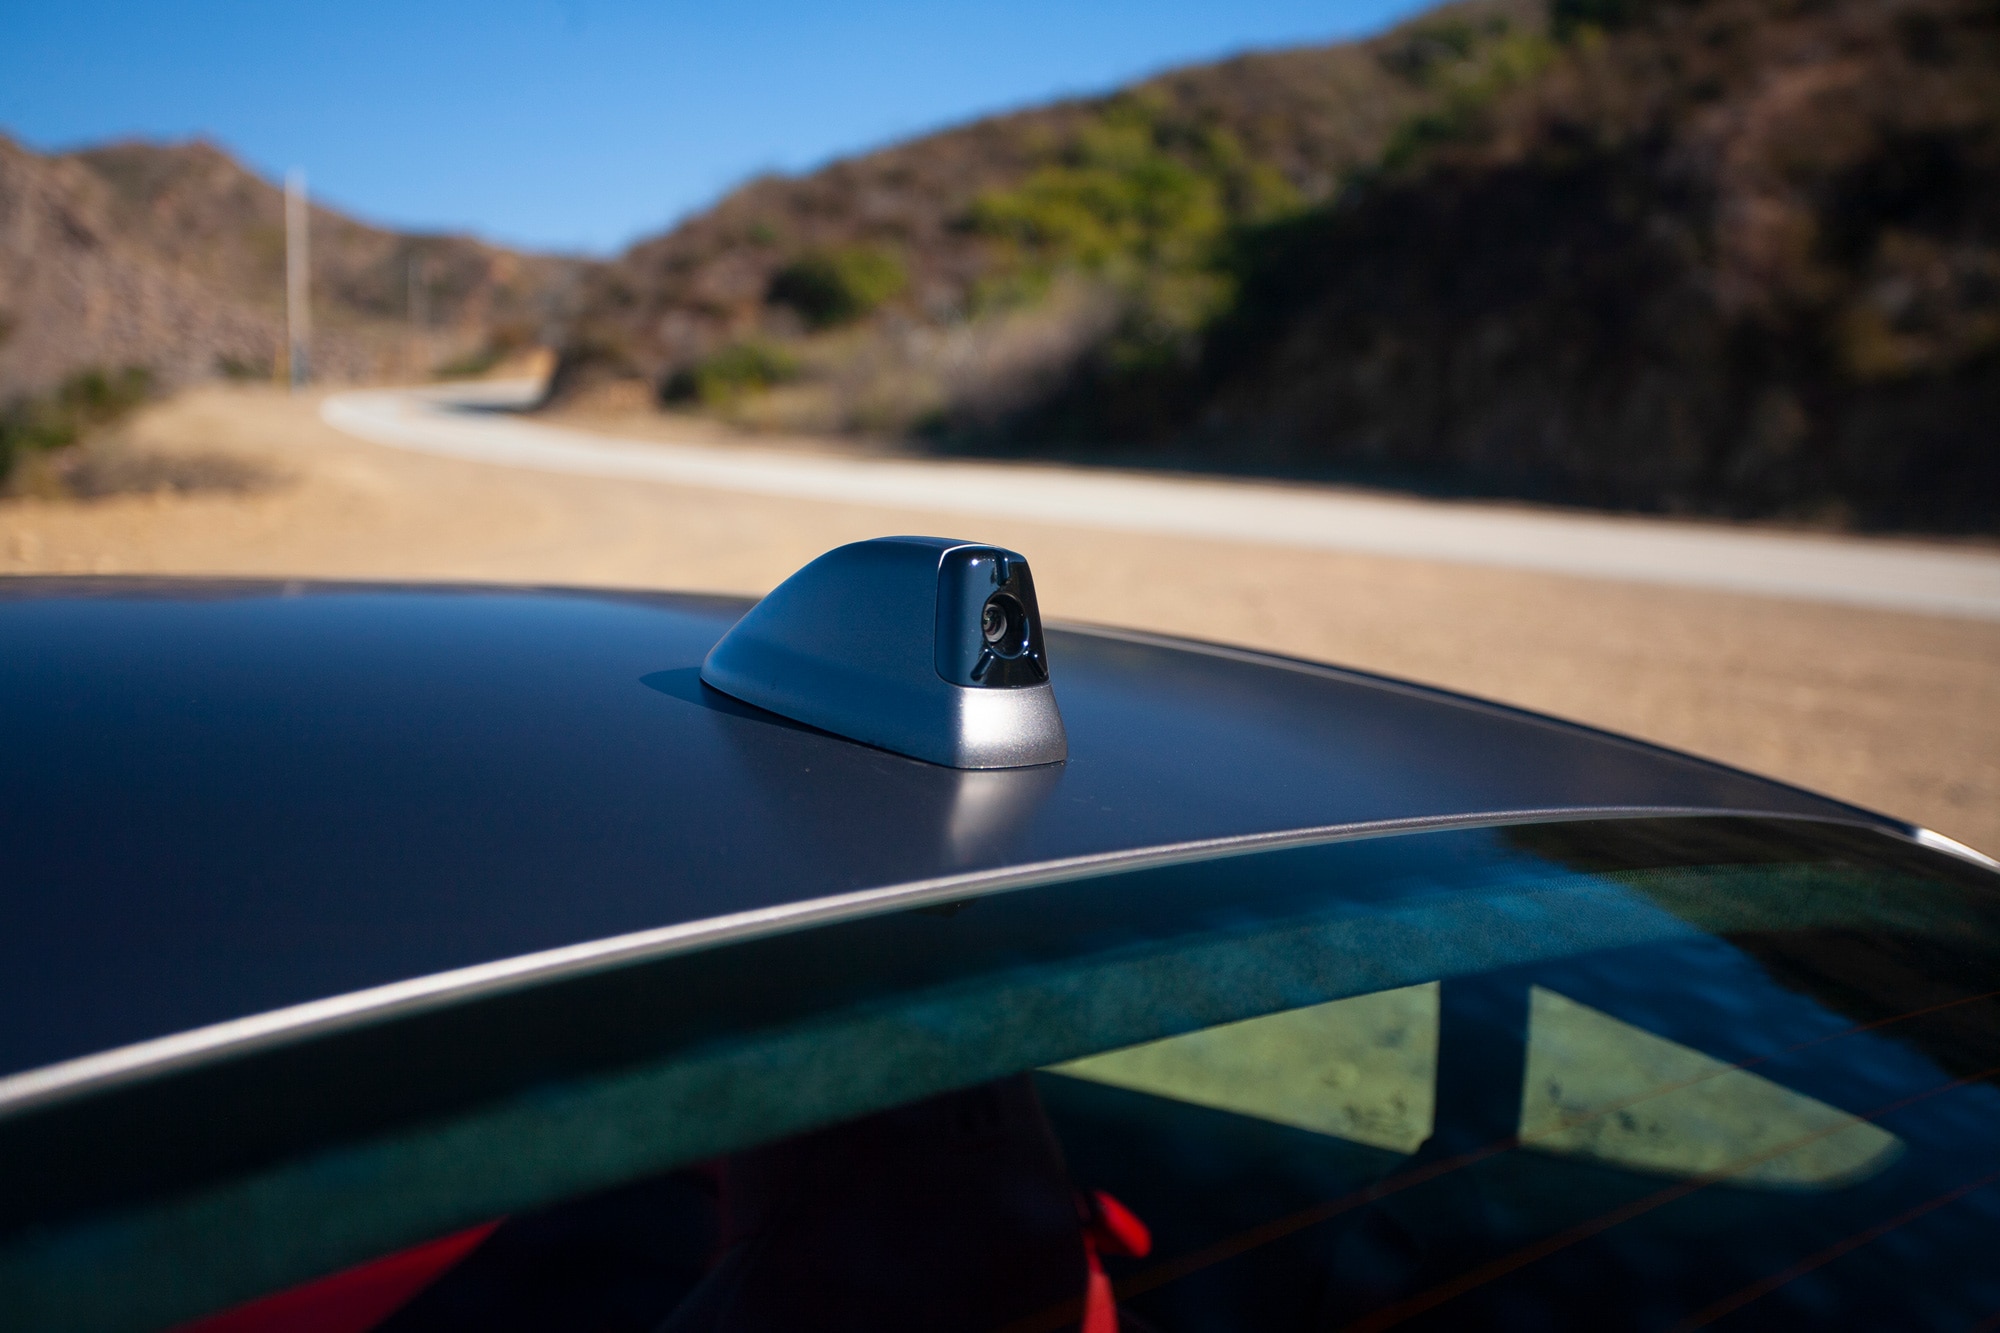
[957,100,1299,377]
[662,341,802,406]
[214,353,272,381]
[971,156,1226,274]
[767,246,908,329]
[432,347,504,380]
[1,365,153,483]
[58,366,153,423]
[962,98,1298,344]
[968,102,1248,278]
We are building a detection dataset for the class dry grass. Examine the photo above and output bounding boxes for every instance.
[3,383,1995,853]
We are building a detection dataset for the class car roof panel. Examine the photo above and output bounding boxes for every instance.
[0,579,1876,1080]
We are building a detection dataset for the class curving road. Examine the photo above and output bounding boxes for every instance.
[322,381,2000,621]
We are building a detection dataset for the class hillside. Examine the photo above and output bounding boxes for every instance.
[556,0,1997,532]
[0,136,583,400]
[553,0,1542,407]
[1025,0,2000,530]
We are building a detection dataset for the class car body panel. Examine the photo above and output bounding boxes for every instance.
[0,578,1888,1087]
[4,812,1989,1333]
[6,577,1986,1333]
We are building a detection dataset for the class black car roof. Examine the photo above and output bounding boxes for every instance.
[0,578,1888,1087]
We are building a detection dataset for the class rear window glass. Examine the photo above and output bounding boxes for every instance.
[117,819,2000,1329]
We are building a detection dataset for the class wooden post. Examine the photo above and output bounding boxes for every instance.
[285,169,311,389]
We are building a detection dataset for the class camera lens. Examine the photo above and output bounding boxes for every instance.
[980,593,1028,657]
[981,599,1011,644]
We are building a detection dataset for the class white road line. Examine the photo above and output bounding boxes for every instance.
[322,381,2000,621]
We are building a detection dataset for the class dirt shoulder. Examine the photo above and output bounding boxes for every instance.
[4,382,1996,852]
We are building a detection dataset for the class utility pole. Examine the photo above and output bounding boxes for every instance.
[285,169,311,389]
[408,253,427,331]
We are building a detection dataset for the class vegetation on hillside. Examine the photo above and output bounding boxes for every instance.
[0,362,279,500]
[553,0,1997,531]
[998,0,2000,528]
[549,0,1520,409]
[768,246,909,329]
[0,366,152,485]
[663,340,802,406]
[960,98,1295,382]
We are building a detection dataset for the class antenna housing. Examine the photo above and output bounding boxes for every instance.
[700,537,1067,768]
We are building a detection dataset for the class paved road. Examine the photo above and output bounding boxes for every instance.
[323,381,2000,621]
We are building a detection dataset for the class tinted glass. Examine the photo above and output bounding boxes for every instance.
[107,819,2000,1330]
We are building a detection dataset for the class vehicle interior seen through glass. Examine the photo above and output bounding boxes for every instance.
[192,818,2000,1332]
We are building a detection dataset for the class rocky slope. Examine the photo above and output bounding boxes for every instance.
[1045,0,2000,529]
[553,0,1542,405]
[0,136,583,400]
[557,0,1997,531]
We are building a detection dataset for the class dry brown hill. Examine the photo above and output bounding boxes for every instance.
[554,0,1542,405]
[556,0,1996,531]
[0,136,583,400]
[1026,0,2000,530]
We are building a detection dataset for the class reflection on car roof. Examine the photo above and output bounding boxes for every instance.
[0,579,1884,1082]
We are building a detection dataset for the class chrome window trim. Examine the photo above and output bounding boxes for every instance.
[0,807,1907,1123]
[1913,825,2000,870]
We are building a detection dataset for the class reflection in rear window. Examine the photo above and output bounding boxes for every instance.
[198,819,2000,1331]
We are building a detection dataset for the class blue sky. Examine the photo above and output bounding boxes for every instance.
[2,0,1432,256]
